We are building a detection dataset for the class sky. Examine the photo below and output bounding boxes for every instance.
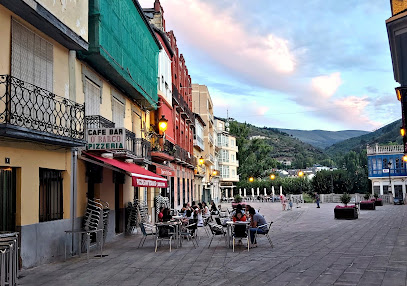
[138,0,400,132]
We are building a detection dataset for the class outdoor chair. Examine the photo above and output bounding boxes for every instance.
[155,224,176,252]
[138,223,156,248]
[198,216,211,237]
[208,223,226,248]
[254,221,274,247]
[232,223,250,252]
[180,221,198,248]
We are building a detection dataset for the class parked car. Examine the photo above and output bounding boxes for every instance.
[394,197,404,205]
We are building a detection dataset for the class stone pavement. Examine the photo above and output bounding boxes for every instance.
[18,202,407,286]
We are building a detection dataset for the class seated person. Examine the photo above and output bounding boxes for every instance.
[210,201,218,215]
[202,202,210,217]
[232,210,247,222]
[180,203,188,214]
[158,207,164,222]
[249,208,268,246]
[162,208,172,222]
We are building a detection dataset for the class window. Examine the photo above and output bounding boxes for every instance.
[84,78,101,115]
[220,150,229,162]
[112,96,125,127]
[39,168,63,222]
[230,139,235,146]
[221,166,229,178]
[12,19,53,91]
[231,154,235,162]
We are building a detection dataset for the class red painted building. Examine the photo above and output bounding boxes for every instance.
[144,0,196,209]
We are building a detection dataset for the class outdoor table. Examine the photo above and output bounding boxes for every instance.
[226,221,250,248]
[155,221,181,248]
[64,229,103,262]
[172,215,183,220]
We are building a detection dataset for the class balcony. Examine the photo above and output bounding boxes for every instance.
[173,144,195,169]
[208,134,214,146]
[367,144,404,155]
[205,153,215,165]
[193,135,204,151]
[150,137,176,162]
[111,129,151,163]
[208,113,214,125]
[85,115,115,129]
[0,75,85,147]
[172,85,194,126]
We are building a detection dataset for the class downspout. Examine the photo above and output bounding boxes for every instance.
[69,50,77,252]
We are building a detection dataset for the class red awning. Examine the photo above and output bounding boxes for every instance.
[85,153,168,188]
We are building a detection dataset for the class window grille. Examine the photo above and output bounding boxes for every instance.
[39,168,63,222]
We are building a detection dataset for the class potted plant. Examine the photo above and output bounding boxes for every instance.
[364,193,370,200]
[334,193,358,219]
[372,193,383,206]
[231,194,246,209]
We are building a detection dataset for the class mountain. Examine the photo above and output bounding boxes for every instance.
[229,121,330,170]
[325,119,402,156]
[278,129,370,149]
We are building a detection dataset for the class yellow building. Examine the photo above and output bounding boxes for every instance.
[0,0,164,268]
[191,84,220,203]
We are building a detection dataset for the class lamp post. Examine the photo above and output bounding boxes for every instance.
[298,170,304,194]
[270,174,275,202]
[388,161,392,195]
[330,167,334,194]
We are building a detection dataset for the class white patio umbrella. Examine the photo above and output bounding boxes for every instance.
[264,188,267,196]
[272,186,275,197]
[251,188,255,197]
[280,185,283,196]
[239,188,242,196]
[257,187,260,196]
[225,188,228,198]
[244,188,246,197]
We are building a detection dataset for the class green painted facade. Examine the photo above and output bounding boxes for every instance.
[82,0,160,109]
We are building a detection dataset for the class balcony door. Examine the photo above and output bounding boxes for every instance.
[132,111,142,137]
[11,19,54,128]
[84,78,101,116]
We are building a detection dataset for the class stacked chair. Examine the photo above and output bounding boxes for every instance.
[0,232,18,286]
[81,198,109,252]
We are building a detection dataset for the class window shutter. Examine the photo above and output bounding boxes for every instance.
[84,78,101,116]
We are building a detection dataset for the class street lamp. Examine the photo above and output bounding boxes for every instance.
[249,176,254,182]
[270,174,276,180]
[158,115,168,133]
[298,170,304,177]
[388,161,392,195]
[330,167,334,194]
[199,156,204,165]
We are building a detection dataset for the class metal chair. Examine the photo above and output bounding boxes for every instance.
[232,223,249,252]
[254,221,274,247]
[180,221,198,248]
[155,224,175,252]
[138,223,156,248]
[208,223,226,248]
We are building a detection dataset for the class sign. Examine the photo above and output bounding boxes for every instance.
[156,166,175,177]
[383,169,390,173]
[87,128,126,150]
[132,177,168,188]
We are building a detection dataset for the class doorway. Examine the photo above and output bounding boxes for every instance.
[114,171,124,234]
[0,167,16,231]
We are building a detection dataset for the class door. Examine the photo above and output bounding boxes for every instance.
[0,167,16,231]
[394,185,403,199]
[115,181,124,234]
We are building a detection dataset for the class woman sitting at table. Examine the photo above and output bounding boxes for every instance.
[202,202,210,217]
[210,201,218,215]
[162,208,172,222]
[233,210,247,222]
[158,207,164,222]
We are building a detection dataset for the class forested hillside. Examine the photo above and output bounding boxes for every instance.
[325,119,402,156]
[279,129,369,149]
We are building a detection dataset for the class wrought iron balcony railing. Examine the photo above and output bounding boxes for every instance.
[172,85,194,126]
[0,75,85,144]
[85,115,115,129]
[111,129,151,162]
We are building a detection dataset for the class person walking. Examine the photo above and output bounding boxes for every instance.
[315,192,320,208]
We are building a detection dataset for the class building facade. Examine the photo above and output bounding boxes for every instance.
[214,118,239,198]
[191,84,219,203]
[0,0,168,268]
[367,144,407,199]
[193,113,206,202]
[144,0,196,210]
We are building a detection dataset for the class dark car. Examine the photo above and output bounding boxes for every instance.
[394,197,404,205]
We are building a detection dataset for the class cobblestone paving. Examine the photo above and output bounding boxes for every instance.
[19,202,407,286]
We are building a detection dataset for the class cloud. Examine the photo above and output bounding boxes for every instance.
[139,0,396,131]
[312,72,342,98]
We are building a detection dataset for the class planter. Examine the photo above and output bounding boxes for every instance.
[370,199,383,206]
[334,205,358,219]
[231,202,246,209]
[360,201,375,210]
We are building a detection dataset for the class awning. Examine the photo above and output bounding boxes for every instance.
[84,153,168,188]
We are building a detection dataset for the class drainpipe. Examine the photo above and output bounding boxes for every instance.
[71,148,78,253]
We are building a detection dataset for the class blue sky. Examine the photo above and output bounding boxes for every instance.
[139,0,400,131]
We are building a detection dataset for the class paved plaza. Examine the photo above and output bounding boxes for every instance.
[19,202,407,286]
